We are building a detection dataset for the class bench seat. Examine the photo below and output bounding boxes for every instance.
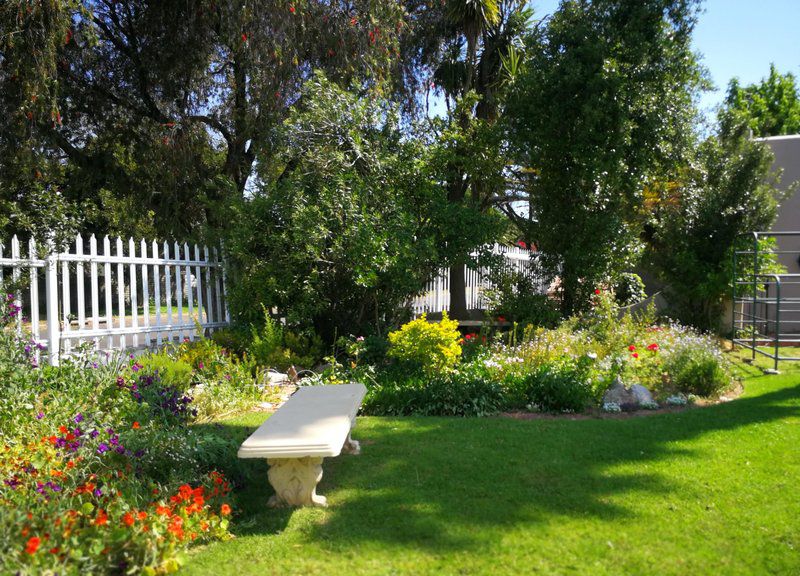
[238,383,366,507]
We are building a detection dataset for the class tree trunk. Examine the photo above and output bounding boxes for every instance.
[449,262,468,320]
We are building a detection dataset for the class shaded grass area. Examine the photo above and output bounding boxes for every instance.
[183,354,800,575]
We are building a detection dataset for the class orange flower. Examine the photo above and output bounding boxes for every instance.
[137,511,147,521]
[58,426,68,434]
[156,505,171,516]
[122,512,135,527]
[94,510,108,526]
[132,421,140,430]
[25,536,40,555]
[220,504,231,516]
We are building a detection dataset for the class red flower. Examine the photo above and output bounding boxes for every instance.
[132,421,140,429]
[517,241,527,249]
[221,503,232,516]
[631,352,639,359]
[594,289,601,295]
[58,426,68,434]
[628,345,636,352]
[25,536,40,555]
[289,4,295,13]
[647,343,659,352]
[122,512,135,527]
[497,316,506,323]
[241,32,247,42]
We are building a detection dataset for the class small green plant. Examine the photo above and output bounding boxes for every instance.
[138,350,193,391]
[614,272,647,306]
[518,358,594,413]
[387,312,462,375]
[664,345,730,397]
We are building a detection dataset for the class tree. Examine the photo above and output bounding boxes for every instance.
[721,64,800,138]
[225,73,466,340]
[0,0,87,243]
[647,123,786,330]
[1,0,404,240]
[506,0,704,316]
[395,0,531,318]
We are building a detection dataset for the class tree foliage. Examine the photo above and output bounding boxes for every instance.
[225,73,474,340]
[647,123,785,330]
[506,0,705,316]
[1,0,404,241]
[721,64,800,138]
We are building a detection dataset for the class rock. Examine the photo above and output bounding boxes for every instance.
[266,371,289,386]
[602,378,638,411]
[602,378,655,412]
[630,384,655,406]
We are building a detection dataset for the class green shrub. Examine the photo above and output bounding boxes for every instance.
[246,308,323,370]
[362,371,505,417]
[485,272,561,328]
[387,312,462,375]
[664,345,729,397]
[614,272,647,306]
[138,350,193,391]
[519,358,594,413]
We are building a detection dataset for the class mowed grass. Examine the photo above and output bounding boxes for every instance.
[183,353,800,575]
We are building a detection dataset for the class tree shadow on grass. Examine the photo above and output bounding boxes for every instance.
[192,376,800,553]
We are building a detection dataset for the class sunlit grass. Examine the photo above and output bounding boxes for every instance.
[183,354,800,575]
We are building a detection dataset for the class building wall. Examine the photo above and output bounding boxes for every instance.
[763,135,800,333]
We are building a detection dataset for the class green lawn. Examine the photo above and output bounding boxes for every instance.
[183,353,800,575]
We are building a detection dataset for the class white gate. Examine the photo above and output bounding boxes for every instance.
[0,234,230,365]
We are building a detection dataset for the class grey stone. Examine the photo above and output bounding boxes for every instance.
[602,378,639,411]
[630,384,655,406]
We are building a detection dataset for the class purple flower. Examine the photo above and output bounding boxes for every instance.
[89,430,99,439]
[93,487,103,497]
[73,413,84,424]
[92,362,98,369]
[97,443,109,454]
[115,446,125,454]
[3,477,20,489]
[131,363,141,373]
[35,412,44,420]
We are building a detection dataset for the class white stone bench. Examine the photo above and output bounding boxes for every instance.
[237,383,367,507]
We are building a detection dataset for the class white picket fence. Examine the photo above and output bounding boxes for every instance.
[0,234,230,365]
[410,244,548,316]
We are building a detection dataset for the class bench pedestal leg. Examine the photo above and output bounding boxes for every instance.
[342,432,360,455]
[266,457,327,508]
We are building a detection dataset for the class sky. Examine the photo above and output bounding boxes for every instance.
[530,0,800,118]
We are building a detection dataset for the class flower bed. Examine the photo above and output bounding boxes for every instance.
[326,290,734,417]
[0,298,283,575]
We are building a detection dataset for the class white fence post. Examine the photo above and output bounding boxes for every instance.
[45,238,60,366]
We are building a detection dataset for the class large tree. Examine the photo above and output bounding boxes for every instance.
[1,0,404,240]
[506,0,705,316]
[721,64,800,138]
[394,0,531,318]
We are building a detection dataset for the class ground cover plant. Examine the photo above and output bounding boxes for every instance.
[181,352,800,575]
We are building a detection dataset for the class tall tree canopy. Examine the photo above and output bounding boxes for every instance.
[721,64,800,138]
[506,0,705,316]
[1,0,404,240]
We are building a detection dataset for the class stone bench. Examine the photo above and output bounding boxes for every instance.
[237,383,366,507]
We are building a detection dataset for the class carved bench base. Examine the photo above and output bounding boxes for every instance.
[267,456,327,508]
[265,431,362,508]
